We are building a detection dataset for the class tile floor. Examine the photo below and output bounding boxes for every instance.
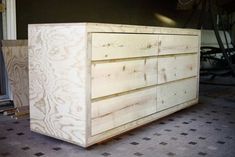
[0,83,234,157]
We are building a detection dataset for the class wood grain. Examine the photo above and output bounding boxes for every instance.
[157,54,198,84]
[86,23,200,35]
[92,33,158,60]
[91,58,158,99]
[2,40,29,108]
[28,23,200,147]
[88,98,198,146]
[28,25,88,146]
[29,23,200,35]
[91,87,157,135]
[157,77,197,111]
[158,35,199,55]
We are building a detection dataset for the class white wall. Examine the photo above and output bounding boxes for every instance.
[2,0,16,39]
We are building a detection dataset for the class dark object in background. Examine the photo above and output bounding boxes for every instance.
[0,41,7,96]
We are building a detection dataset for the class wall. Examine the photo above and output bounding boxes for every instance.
[16,0,181,39]
[16,0,226,40]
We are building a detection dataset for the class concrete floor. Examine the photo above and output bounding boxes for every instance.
[0,79,234,157]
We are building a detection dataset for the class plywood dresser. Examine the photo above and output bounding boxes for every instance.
[29,23,200,147]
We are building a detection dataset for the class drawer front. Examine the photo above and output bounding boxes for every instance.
[91,87,157,135]
[158,54,198,84]
[92,33,158,60]
[158,35,199,55]
[157,77,197,111]
[92,58,158,99]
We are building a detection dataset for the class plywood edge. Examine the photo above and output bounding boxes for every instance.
[2,40,28,47]
[87,98,198,147]
[196,31,201,98]
[86,23,200,35]
[27,23,200,35]
[28,24,87,35]
[85,32,92,145]
[28,23,87,27]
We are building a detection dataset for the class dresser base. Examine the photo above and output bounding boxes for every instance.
[31,98,198,147]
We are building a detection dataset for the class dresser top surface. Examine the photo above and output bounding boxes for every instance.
[28,23,200,35]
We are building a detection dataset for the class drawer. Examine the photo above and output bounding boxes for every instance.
[92,58,158,99]
[158,35,199,55]
[157,77,197,111]
[92,33,158,60]
[91,87,157,135]
[158,54,198,84]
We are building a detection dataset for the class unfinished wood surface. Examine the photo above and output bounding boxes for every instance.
[88,98,198,145]
[30,23,200,35]
[28,25,88,146]
[92,58,158,99]
[157,77,197,111]
[86,23,200,35]
[92,33,158,60]
[91,87,157,135]
[157,54,198,84]
[158,35,199,55]
[2,40,29,108]
[29,23,200,147]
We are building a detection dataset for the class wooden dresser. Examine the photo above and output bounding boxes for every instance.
[29,23,200,147]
